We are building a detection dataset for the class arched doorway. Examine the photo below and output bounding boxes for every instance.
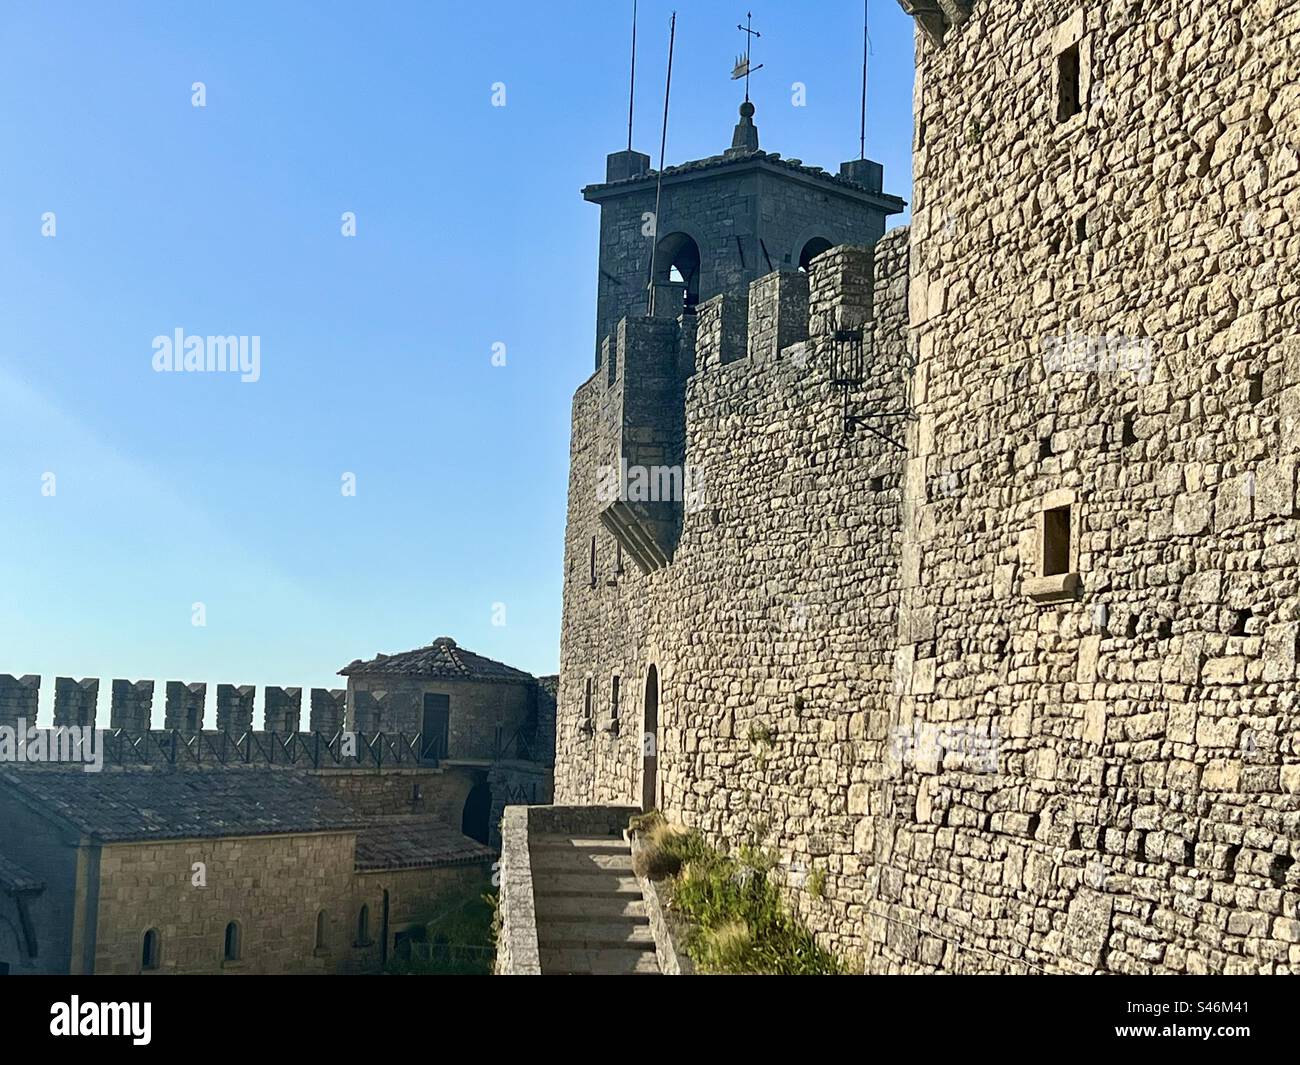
[798,236,834,272]
[641,665,660,812]
[653,232,701,314]
[461,778,491,844]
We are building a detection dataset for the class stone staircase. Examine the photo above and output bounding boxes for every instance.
[529,832,660,975]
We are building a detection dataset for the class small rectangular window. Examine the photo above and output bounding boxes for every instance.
[610,676,620,722]
[1043,505,1071,576]
[589,536,597,586]
[1057,43,1082,122]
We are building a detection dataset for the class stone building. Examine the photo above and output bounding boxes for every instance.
[551,1,1300,975]
[0,635,560,974]
[340,636,547,763]
[340,637,556,843]
[0,765,491,974]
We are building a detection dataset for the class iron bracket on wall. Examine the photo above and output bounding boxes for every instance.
[828,327,914,449]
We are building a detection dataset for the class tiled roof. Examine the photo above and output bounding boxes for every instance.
[354,815,495,871]
[0,765,364,843]
[0,852,43,893]
[339,636,534,684]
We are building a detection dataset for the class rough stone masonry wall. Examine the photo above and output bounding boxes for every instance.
[556,233,911,964]
[876,0,1300,973]
[555,0,1300,975]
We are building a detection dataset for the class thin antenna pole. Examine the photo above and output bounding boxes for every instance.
[647,11,676,317]
[627,0,637,153]
[860,0,869,159]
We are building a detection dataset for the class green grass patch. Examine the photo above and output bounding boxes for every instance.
[631,815,841,975]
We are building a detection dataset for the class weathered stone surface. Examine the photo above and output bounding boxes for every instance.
[555,0,1300,976]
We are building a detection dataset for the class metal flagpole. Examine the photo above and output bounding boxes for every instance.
[627,0,637,153]
[860,0,870,159]
[647,12,676,317]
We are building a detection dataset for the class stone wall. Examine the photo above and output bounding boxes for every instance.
[92,832,359,974]
[345,675,534,760]
[89,832,490,975]
[0,675,40,731]
[53,677,98,728]
[873,0,1300,975]
[556,231,912,963]
[554,0,1300,975]
[314,765,479,828]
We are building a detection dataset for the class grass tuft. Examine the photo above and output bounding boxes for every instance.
[640,821,841,975]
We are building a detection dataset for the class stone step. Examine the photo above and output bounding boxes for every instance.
[537,920,654,950]
[531,834,629,852]
[539,947,660,975]
[533,894,648,920]
[529,850,634,873]
[532,872,643,897]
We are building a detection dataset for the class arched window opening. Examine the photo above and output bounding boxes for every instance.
[653,232,702,313]
[356,905,370,946]
[315,910,328,951]
[223,921,241,962]
[141,928,160,971]
[798,236,834,272]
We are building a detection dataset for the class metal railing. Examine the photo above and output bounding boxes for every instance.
[97,728,434,769]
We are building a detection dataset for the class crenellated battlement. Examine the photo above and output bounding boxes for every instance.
[0,673,345,734]
[590,237,895,394]
[576,233,910,580]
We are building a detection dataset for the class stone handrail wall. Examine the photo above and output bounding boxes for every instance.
[495,806,540,975]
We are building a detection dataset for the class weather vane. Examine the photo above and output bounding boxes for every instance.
[731,11,763,102]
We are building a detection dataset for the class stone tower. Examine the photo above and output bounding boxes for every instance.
[581,106,906,572]
[583,103,906,365]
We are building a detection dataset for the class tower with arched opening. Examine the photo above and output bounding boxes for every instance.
[582,103,905,367]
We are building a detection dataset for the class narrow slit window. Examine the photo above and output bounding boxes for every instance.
[589,536,597,586]
[142,928,160,971]
[1042,505,1072,577]
[1057,43,1082,122]
[224,921,241,962]
[610,675,620,724]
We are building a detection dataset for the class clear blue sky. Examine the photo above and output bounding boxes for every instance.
[0,1,915,723]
